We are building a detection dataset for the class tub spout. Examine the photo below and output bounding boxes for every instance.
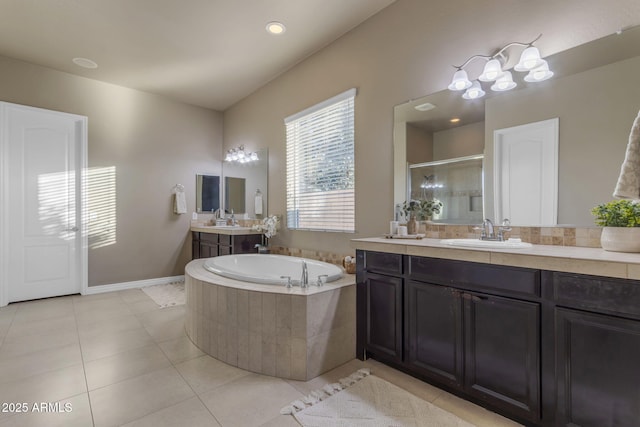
[300,260,309,288]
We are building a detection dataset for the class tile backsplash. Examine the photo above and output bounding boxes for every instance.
[420,223,602,248]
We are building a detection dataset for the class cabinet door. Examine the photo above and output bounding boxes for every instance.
[365,272,403,363]
[232,235,262,254]
[556,308,640,427]
[465,293,540,422]
[200,243,217,258]
[405,281,463,387]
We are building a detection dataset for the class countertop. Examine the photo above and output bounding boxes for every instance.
[191,225,263,235]
[351,237,640,280]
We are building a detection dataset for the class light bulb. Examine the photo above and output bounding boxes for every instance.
[462,81,486,100]
[491,71,517,92]
[448,69,472,91]
[515,46,544,72]
[479,59,503,82]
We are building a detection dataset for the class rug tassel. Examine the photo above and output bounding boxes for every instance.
[280,368,372,414]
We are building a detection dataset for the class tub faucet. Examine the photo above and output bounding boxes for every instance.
[300,260,309,288]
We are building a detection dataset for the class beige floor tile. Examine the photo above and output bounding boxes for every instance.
[128,299,162,314]
[157,335,205,364]
[0,393,93,427]
[73,294,124,314]
[138,306,187,343]
[0,328,78,360]
[11,298,74,323]
[259,414,302,427]
[77,313,143,339]
[175,355,250,395]
[200,373,303,427]
[80,327,155,361]
[363,358,445,403]
[433,392,523,427]
[72,291,119,302]
[4,314,76,339]
[89,366,194,427]
[121,396,221,427]
[74,304,133,324]
[0,343,82,384]
[0,364,87,422]
[85,344,172,390]
[119,288,152,304]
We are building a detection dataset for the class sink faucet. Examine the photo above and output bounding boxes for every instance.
[479,218,511,241]
[481,219,495,240]
[229,209,236,226]
[300,260,309,288]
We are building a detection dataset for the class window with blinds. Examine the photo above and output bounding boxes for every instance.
[285,88,355,232]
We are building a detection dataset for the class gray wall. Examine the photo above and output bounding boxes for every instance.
[223,0,640,255]
[0,55,223,286]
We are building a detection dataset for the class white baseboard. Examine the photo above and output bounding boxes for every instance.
[83,275,185,295]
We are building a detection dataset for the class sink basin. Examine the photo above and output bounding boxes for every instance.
[440,238,533,249]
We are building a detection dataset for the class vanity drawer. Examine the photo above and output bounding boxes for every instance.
[199,232,218,243]
[408,256,540,298]
[363,251,403,276]
[553,272,640,319]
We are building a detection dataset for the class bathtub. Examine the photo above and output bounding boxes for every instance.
[184,257,355,381]
[203,254,343,285]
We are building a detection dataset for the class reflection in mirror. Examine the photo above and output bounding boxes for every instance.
[225,177,246,214]
[222,148,268,217]
[409,155,483,224]
[394,25,640,226]
[196,174,220,213]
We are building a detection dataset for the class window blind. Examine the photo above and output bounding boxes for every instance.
[285,88,356,232]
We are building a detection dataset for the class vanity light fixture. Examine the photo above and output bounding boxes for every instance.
[448,34,553,100]
[224,145,259,164]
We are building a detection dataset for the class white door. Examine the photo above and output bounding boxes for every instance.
[494,118,558,226]
[1,102,87,304]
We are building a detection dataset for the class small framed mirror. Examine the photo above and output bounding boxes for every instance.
[196,174,221,213]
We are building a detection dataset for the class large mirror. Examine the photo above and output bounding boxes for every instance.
[221,148,268,218]
[394,25,640,226]
[224,177,246,213]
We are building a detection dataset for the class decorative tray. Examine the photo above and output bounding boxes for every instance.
[383,234,425,240]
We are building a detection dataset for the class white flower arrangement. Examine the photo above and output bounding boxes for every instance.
[252,215,280,239]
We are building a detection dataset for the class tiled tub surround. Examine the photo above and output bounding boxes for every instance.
[351,236,640,279]
[184,259,356,381]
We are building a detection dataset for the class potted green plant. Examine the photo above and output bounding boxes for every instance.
[402,199,443,234]
[591,200,640,252]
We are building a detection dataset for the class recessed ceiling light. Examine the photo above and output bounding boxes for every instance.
[72,57,98,69]
[266,21,286,35]
[450,117,461,123]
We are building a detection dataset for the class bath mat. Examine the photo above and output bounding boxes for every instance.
[142,281,185,308]
[281,369,477,426]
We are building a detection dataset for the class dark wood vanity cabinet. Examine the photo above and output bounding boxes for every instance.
[402,262,541,424]
[553,272,640,427]
[357,249,640,427]
[191,232,262,259]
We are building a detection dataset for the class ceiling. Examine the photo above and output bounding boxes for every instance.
[0,0,395,111]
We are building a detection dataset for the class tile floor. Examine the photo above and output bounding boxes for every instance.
[0,289,521,427]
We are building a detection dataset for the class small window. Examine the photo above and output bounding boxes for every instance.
[285,88,356,232]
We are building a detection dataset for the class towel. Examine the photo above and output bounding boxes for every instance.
[613,109,640,199]
[174,192,187,214]
[255,194,263,215]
